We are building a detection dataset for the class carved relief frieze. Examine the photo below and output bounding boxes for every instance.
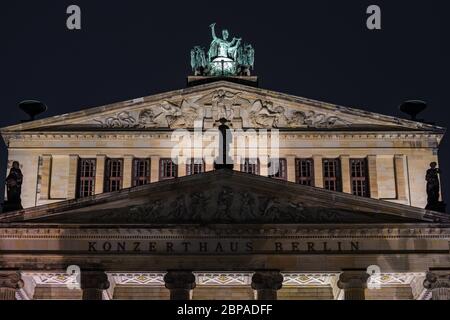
[86,90,355,130]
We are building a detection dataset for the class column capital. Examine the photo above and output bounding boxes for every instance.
[164,270,196,300]
[337,270,370,290]
[80,271,110,290]
[0,271,24,290]
[251,270,283,291]
[423,271,450,290]
[164,270,196,291]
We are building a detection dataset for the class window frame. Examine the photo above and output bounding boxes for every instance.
[159,158,178,180]
[186,158,205,176]
[104,158,124,193]
[77,158,96,198]
[322,158,342,192]
[295,158,314,186]
[350,158,370,197]
[268,158,288,180]
[241,158,260,175]
[132,158,151,187]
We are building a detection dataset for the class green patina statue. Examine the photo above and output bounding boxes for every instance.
[190,23,255,76]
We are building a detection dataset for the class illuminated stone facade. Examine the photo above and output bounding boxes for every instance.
[0,79,449,300]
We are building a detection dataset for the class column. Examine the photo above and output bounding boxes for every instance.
[251,270,283,300]
[150,156,160,183]
[367,155,379,199]
[394,155,408,201]
[40,155,52,200]
[340,155,351,194]
[164,271,196,300]
[67,154,79,199]
[286,156,296,183]
[337,270,370,300]
[123,155,133,189]
[0,271,24,300]
[423,271,450,300]
[95,155,106,194]
[80,271,110,300]
[312,155,323,188]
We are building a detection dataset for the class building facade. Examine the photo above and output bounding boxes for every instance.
[0,78,449,300]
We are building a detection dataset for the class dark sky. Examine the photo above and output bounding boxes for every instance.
[0,1,449,206]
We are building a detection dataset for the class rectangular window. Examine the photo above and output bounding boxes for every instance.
[133,158,151,186]
[160,158,178,180]
[269,158,287,180]
[186,159,205,175]
[77,158,96,198]
[323,158,342,191]
[350,158,370,197]
[296,158,314,186]
[105,158,123,192]
[241,158,260,175]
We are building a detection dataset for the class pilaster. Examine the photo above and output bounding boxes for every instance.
[123,155,134,188]
[39,155,52,200]
[394,154,408,201]
[340,155,351,194]
[312,155,323,188]
[150,156,160,183]
[367,155,379,199]
[95,155,106,194]
[67,154,79,199]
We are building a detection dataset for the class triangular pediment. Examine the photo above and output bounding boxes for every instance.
[1,170,448,225]
[1,81,443,133]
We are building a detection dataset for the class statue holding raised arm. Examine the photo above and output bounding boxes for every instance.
[189,23,255,76]
[208,23,242,61]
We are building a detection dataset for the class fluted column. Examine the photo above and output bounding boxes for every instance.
[164,271,196,300]
[423,271,450,300]
[0,271,24,300]
[251,270,283,300]
[80,271,110,300]
[337,270,369,300]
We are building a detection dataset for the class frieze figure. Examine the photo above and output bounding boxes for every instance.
[216,187,234,220]
[190,191,210,220]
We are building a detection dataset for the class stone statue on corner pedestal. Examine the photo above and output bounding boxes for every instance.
[425,162,446,213]
[2,161,23,213]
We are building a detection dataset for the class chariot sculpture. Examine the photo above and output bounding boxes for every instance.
[190,23,255,76]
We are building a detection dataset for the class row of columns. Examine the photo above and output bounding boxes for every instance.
[2,269,449,300]
[39,154,408,201]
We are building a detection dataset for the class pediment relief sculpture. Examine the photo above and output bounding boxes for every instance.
[88,91,360,130]
[67,185,400,224]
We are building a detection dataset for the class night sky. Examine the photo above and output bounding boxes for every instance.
[0,1,449,207]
